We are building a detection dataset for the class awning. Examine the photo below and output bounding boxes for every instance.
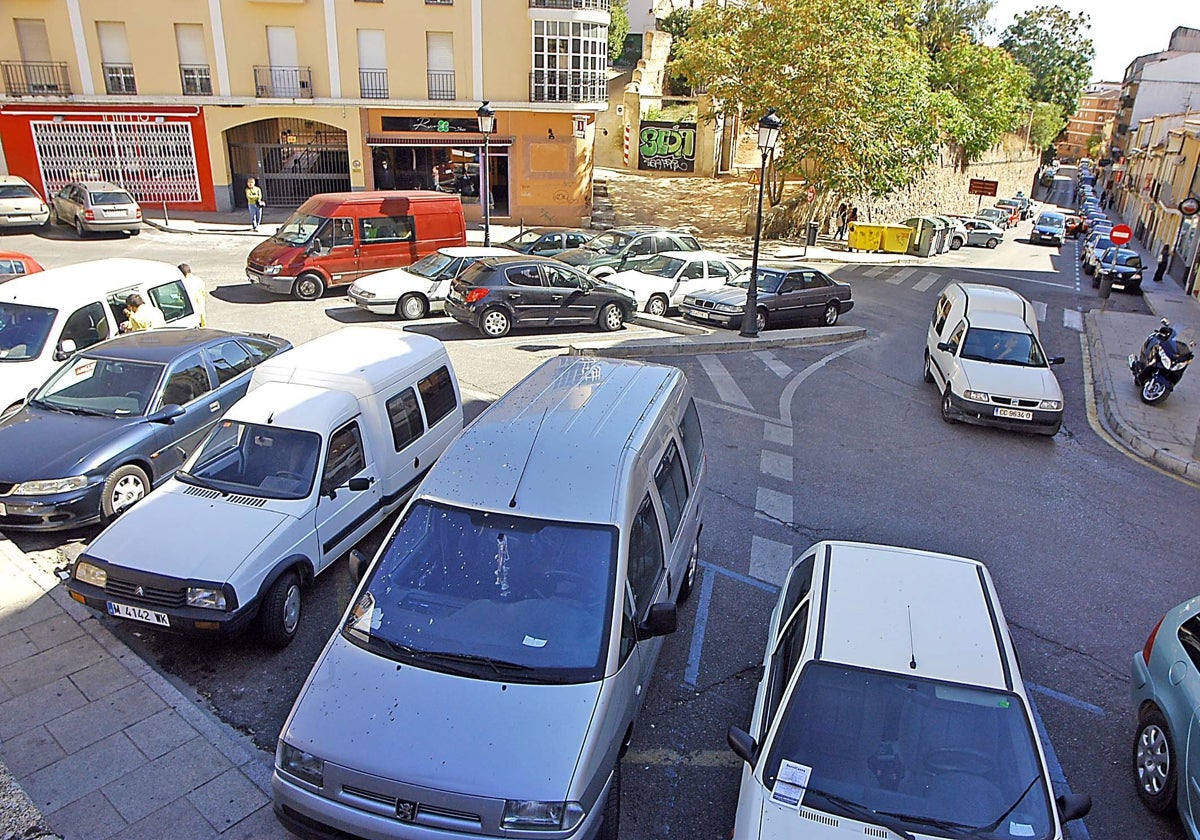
[366,134,514,147]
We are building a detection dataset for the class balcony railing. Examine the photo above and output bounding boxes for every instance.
[254,65,313,98]
[1,61,72,96]
[428,70,455,100]
[360,68,388,99]
[529,69,606,104]
[102,63,136,95]
[529,0,610,9]
[179,64,212,96]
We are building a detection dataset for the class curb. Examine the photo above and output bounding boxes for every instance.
[142,218,262,237]
[570,325,867,358]
[0,762,59,840]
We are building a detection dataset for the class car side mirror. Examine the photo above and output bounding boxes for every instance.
[1056,793,1091,822]
[637,602,677,638]
[580,278,594,293]
[308,237,326,256]
[1050,356,1066,366]
[348,477,371,492]
[727,726,758,766]
[936,342,951,352]
[148,404,185,424]
[348,548,369,582]
[54,338,77,362]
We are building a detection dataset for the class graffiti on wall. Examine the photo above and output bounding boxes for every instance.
[638,121,697,172]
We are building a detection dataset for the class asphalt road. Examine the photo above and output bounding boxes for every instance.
[3,179,1195,840]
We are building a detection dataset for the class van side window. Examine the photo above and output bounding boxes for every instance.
[360,215,415,243]
[653,441,689,541]
[418,366,457,427]
[206,340,254,385]
[148,281,195,323]
[678,399,704,479]
[628,494,665,611]
[933,294,952,333]
[61,302,110,351]
[158,353,212,409]
[387,387,425,451]
[323,422,366,491]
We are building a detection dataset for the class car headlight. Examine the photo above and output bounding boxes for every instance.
[963,390,990,402]
[1038,399,1062,410]
[714,303,743,314]
[74,561,107,588]
[263,264,283,275]
[12,476,88,495]
[186,587,227,610]
[353,287,374,299]
[277,741,324,787]
[502,800,585,831]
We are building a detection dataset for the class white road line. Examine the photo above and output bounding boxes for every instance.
[1064,309,1083,331]
[779,341,866,426]
[755,350,793,378]
[859,266,888,278]
[887,267,919,285]
[764,422,793,447]
[1032,300,1048,322]
[913,272,941,293]
[697,354,752,408]
[760,450,793,481]
[749,536,794,586]
[954,267,1074,289]
[755,488,793,524]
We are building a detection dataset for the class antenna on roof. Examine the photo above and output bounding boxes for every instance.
[907,605,917,670]
[509,408,549,508]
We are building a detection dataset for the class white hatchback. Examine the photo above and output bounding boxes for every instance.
[608,250,743,316]
[347,246,515,319]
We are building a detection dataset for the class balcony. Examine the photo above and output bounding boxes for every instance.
[529,0,610,8]
[254,65,313,98]
[529,69,606,104]
[179,64,213,96]
[428,70,455,100]
[1,61,72,96]
[102,63,137,95]
[360,68,387,99]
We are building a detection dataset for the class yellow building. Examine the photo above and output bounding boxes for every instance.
[0,0,611,225]
[1057,82,1120,162]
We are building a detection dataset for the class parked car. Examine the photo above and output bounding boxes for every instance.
[994,200,1022,228]
[1065,215,1084,239]
[925,282,1065,436]
[959,218,1005,248]
[1093,247,1145,293]
[0,328,289,531]
[942,216,969,250]
[975,208,1012,230]
[50,180,142,237]
[679,262,853,332]
[608,250,743,316]
[1010,191,1034,219]
[0,251,44,283]
[0,175,50,228]
[553,226,703,278]
[347,246,515,319]
[1082,233,1115,274]
[501,227,592,256]
[1029,211,1066,246]
[727,540,1091,840]
[445,255,636,338]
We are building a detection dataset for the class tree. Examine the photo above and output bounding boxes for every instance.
[914,0,996,57]
[608,0,630,64]
[657,7,693,41]
[1086,132,1104,158]
[1029,101,1067,151]
[930,37,1030,166]
[999,5,1095,116]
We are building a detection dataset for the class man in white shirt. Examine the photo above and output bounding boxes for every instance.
[178,263,208,327]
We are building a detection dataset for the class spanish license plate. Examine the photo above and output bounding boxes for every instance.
[103,209,126,217]
[107,601,170,627]
[690,310,713,320]
[7,215,30,222]
[995,407,1033,421]
[246,271,259,283]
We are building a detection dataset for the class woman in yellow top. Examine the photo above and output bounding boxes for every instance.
[246,177,265,231]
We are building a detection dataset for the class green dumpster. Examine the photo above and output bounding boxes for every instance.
[904,216,938,257]
[880,224,913,254]
[847,222,886,252]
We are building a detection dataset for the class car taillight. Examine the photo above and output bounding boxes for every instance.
[464,288,489,304]
[1143,615,1166,665]
[135,209,142,219]
[84,210,95,221]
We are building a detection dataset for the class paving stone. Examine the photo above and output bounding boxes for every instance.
[0,593,60,636]
[45,790,126,840]
[221,804,290,839]
[26,612,86,652]
[188,768,269,832]
[102,736,230,824]
[69,656,139,702]
[0,680,11,706]
[0,633,107,697]
[0,629,36,669]
[125,709,199,761]
[20,731,144,815]
[0,677,88,740]
[47,682,166,753]
[0,725,66,778]
[111,796,218,840]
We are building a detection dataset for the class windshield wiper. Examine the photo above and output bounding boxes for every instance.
[173,471,226,493]
[422,650,533,674]
[39,403,108,417]
[977,775,1042,834]
[873,808,981,837]
[349,633,481,677]
[804,787,914,840]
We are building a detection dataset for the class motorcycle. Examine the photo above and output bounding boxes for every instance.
[1128,318,1193,404]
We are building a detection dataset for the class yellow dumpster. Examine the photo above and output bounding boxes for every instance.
[847,222,886,252]
[881,224,913,254]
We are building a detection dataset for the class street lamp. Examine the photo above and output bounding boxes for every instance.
[477,101,496,246]
[740,108,783,338]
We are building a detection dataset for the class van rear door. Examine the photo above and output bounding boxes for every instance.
[315,420,380,570]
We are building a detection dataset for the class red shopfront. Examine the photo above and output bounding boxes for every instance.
[0,104,215,211]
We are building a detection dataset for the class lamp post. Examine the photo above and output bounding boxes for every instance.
[740,108,783,338]
[477,101,496,246]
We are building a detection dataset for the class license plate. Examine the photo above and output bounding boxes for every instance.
[103,209,126,217]
[690,310,712,320]
[7,215,31,222]
[107,601,170,626]
[995,407,1033,421]
[246,271,259,283]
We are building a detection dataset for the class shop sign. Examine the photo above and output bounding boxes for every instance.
[1181,196,1200,217]
[380,117,476,133]
[638,121,696,172]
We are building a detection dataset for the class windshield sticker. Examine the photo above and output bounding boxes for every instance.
[494,533,511,598]
[74,360,96,377]
[1009,822,1035,837]
[522,635,548,648]
[770,760,811,810]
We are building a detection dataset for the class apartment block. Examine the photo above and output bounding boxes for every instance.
[1057,82,1119,162]
[1113,26,1200,156]
[0,0,612,223]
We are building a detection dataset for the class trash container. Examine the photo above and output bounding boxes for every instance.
[904,217,937,257]
[806,221,819,247]
[847,223,885,252]
[927,216,949,254]
[880,224,912,254]
[931,215,956,254]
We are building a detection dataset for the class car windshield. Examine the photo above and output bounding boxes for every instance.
[406,252,457,279]
[506,230,548,247]
[33,356,164,416]
[763,663,1054,840]
[343,500,617,684]
[0,303,56,361]
[1100,249,1142,268]
[727,270,783,294]
[0,185,37,199]
[1036,215,1064,227]
[585,231,631,254]
[273,212,324,245]
[177,421,321,500]
[1091,237,1113,252]
[90,191,134,206]
[636,255,686,278]
[960,327,1046,367]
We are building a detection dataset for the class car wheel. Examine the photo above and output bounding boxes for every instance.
[985,238,998,249]
[480,307,511,338]
[677,535,700,602]
[949,237,963,250]
[261,571,302,648]
[1134,708,1177,813]
[74,216,86,238]
[294,273,325,301]
[822,302,840,327]
[646,295,668,317]
[596,764,621,840]
[598,302,625,332]
[923,350,934,383]
[101,464,149,519]
[127,227,140,237]
[398,293,428,321]
[940,389,958,424]
[755,308,768,333]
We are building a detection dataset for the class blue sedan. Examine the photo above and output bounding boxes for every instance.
[0,328,289,530]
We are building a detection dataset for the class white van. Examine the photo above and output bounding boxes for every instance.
[273,356,707,840]
[0,258,200,416]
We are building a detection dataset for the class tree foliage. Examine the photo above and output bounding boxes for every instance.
[657,7,693,41]
[999,5,1095,116]
[1086,132,1104,158]
[914,0,995,57]
[930,37,1030,165]
[608,0,630,64]
[1029,101,1067,151]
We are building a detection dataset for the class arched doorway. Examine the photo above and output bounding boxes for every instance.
[226,118,350,208]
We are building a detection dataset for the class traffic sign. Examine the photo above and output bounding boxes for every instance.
[1110,224,1132,246]
[968,178,998,197]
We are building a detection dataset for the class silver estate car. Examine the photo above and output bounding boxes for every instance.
[50,180,142,237]
[273,356,707,840]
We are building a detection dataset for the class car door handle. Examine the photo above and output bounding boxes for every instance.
[508,293,522,300]
[209,401,220,413]
[550,294,564,302]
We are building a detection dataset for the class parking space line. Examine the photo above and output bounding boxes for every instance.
[749,536,793,586]
[755,488,793,524]
[887,267,918,285]
[913,272,941,293]
[1027,682,1106,717]
[1032,300,1048,322]
[755,350,793,379]
[683,568,715,689]
[764,422,793,447]
[697,354,752,408]
[698,560,780,593]
[760,450,793,481]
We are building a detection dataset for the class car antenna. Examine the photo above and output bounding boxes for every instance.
[509,408,549,508]
[267,411,274,424]
[908,605,917,670]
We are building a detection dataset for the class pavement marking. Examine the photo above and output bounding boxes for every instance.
[695,397,779,425]
[1063,309,1083,331]
[779,341,866,426]
[887,267,919,285]
[859,266,888,278]
[1028,694,1092,840]
[697,354,752,408]
[954,267,1074,289]
[624,748,742,769]
[755,349,793,378]
[763,422,793,447]
[1032,300,1048,322]
[760,450,793,481]
[913,272,941,293]
[749,536,794,586]
[755,487,793,524]
[683,567,715,689]
[699,560,780,593]
[1027,682,1106,717]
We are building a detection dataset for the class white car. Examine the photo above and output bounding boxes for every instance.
[924,282,1065,436]
[727,541,1092,840]
[0,175,50,228]
[347,246,514,319]
[608,250,743,316]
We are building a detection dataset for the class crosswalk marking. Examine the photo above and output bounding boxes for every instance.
[859,266,888,278]
[755,350,792,378]
[764,422,793,447]
[1064,309,1083,331]
[760,450,793,481]
[1032,300,1048,322]
[913,271,941,292]
[697,354,751,408]
[887,267,918,285]
[749,536,794,586]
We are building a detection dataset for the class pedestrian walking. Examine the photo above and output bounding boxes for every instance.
[1153,244,1170,283]
[1100,188,1108,206]
[835,202,849,240]
[245,177,265,231]
[177,263,207,327]
[848,205,859,231]
[1105,191,1115,210]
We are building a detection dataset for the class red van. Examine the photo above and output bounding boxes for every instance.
[245,191,466,300]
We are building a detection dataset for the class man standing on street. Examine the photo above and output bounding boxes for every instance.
[178,264,207,326]
[246,177,265,231]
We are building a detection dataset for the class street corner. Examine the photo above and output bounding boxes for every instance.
[570,324,868,358]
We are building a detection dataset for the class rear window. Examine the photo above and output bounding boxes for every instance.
[90,191,134,206]
[0,185,37,199]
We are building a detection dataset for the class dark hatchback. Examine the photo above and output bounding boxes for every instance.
[553,226,703,277]
[1093,247,1145,293]
[679,262,854,331]
[500,227,592,256]
[0,328,289,531]
[444,255,636,338]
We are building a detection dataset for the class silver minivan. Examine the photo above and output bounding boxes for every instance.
[273,356,707,840]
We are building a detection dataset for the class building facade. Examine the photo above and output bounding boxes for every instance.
[1057,82,1119,162]
[0,0,611,226]
[1113,26,1200,157]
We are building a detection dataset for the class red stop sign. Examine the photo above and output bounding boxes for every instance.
[1110,224,1132,246]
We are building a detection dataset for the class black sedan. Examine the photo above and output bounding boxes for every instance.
[445,255,636,338]
[679,262,854,332]
[1093,247,1145,294]
[500,227,592,256]
[0,328,290,530]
